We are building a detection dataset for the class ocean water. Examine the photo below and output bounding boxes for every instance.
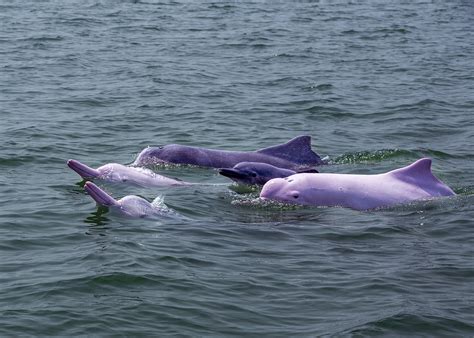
[1,0,473,336]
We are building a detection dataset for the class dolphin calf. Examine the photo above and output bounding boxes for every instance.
[67,159,190,187]
[218,162,318,185]
[84,181,175,218]
[133,135,325,169]
[260,158,455,210]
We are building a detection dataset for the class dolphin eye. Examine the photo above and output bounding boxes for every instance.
[291,191,299,199]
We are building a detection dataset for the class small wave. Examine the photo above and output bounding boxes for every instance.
[373,27,410,34]
[208,4,236,10]
[320,229,389,242]
[454,185,474,195]
[231,195,303,211]
[228,184,260,194]
[84,207,111,226]
[384,98,453,111]
[312,83,334,91]
[88,272,160,286]
[157,255,216,268]
[57,98,111,107]
[262,76,303,86]
[341,29,359,35]
[340,312,474,336]
[303,105,347,117]
[62,17,103,25]
[333,149,414,164]
[0,156,39,167]
[20,35,64,42]
[270,52,311,59]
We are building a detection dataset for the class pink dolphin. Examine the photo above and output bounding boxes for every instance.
[67,159,190,187]
[260,158,455,210]
[84,181,175,218]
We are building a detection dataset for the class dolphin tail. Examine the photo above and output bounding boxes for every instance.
[256,135,325,166]
[67,159,101,179]
[84,182,119,207]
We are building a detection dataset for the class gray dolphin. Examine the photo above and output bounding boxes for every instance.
[219,162,318,185]
[133,135,325,170]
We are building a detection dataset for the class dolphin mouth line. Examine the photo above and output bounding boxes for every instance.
[218,168,248,179]
[67,159,100,179]
[84,182,117,207]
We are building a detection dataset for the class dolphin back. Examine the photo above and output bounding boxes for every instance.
[256,135,324,166]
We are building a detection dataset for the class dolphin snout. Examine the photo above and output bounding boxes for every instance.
[218,168,247,179]
[67,159,100,179]
[84,182,118,207]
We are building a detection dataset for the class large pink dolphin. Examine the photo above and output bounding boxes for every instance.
[260,158,455,210]
[67,159,190,187]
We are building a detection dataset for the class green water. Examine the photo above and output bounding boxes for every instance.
[1,1,473,336]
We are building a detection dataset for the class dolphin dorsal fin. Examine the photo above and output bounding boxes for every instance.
[388,158,455,196]
[257,135,323,166]
[388,158,434,182]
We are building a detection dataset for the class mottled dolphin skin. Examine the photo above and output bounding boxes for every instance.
[133,135,325,169]
[260,158,455,210]
[218,162,318,186]
[84,181,172,218]
[67,159,189,187]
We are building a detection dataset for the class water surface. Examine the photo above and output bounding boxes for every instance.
[1,1,473,336]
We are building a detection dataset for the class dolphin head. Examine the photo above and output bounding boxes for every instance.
[260,176,309,205]
[115,195,156,218]
[218,162,297,185]
[219,162,318,186]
